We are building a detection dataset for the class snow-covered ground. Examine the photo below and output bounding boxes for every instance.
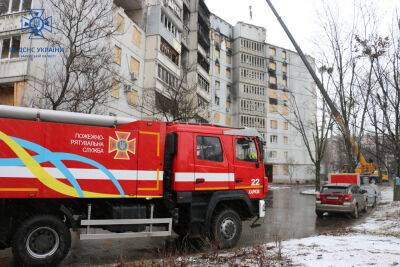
[300,189,317,195]
[124,186,400,267]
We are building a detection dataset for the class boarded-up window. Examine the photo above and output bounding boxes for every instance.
[132,26,142,47]
[281,106,289,115]
[130,56,140,76]
[111,79,120,98]
[269,61,276,70]
[282,50,287,60]
[282,164,289,176]
[214,112,221,123]
[282,92,289,101]
[225,115,232,126]
[284,136,289,144]
[269,47,276,57]
[114,46,122,65]
[270,120,278,129]
[269,105,278,113]
[116,13,125,33]
[127,90,138,106]
[284,121,289,130]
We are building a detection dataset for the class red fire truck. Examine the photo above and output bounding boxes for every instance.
[0,106,267,266]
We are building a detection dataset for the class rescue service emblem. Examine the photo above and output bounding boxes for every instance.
[108,132,136,160]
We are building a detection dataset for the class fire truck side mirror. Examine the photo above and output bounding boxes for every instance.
[258,138,265,161]
[166,132,177,155]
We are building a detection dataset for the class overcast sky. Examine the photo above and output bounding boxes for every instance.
[205,0,400,57]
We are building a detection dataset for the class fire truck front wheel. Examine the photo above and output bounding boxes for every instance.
[211,209,242,249]
[12,215,71,267]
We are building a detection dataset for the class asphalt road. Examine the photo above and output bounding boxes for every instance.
[0,185,365,266]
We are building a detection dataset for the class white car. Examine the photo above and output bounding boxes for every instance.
[360,178,380,207]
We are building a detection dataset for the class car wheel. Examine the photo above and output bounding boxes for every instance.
[12,215,71,267]
[315,210,324,218]
[211,209,242,249]
[363,203,368,213]
[351,204,359,219]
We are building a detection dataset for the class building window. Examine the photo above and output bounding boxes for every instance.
[283,164,289,175]
[215,62,220,74]
[269,47,276,57]
[282,63,288,73]
[215,81,220,91]
[114,46,122,65]
[127,89,139,106]
[269,98,278,105]
[161,12,181,40]
[284,136,289,144]
[284,151,289,159]
[236,138,258,162]
[226,53,232,64]
[198,74,209,93]
[0,0,31,14]
[111,79,120,98]
[270,135,278,143]
[269,150,277,159]
[282,50,287,60]
[160,37,179,65]
[158,64,178,87]
[130,56,140,77]
[284,121,289,130]
[132,26,142,47]
[197,136,223,162]
[1,36,20,59]
[271,120,278,129]
[215,95,220,106]
[226,67,231,78]
[214,112,221,123]
[269,61,276,70]
[197,95,208,109]
[215,47,220,58]
[116,13,125,33]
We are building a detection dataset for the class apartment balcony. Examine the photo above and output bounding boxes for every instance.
[0,58,28,81]
[114,0,144,11]
[197,52,209,73]
[0,11,27,34]
[198,26,210,51]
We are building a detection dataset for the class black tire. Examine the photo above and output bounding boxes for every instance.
[351,204,359,219]
[315,210,324,218]
[363,203,368,213]
[12,215,71,267]
[211,209,242,249]
[372,197,377,208]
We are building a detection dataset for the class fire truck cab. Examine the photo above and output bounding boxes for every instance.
[0,106,267,266]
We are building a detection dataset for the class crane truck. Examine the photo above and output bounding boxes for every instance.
[0,105,267,266]
[264,0,388,184]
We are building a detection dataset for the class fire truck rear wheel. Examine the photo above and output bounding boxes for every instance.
[12,215,71,267]
[211,209,242,249]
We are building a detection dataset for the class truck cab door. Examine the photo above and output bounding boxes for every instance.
[194,135,230,191]
[233,137,264,198]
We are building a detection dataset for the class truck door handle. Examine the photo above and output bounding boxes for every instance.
[235,178,243,183]
[196,178,205,184]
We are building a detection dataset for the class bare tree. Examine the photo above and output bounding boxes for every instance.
[314,1,374,172]
[359,13,400,176]
[141,66,210,122]
[285,69,334,190]
[34,0,117,113]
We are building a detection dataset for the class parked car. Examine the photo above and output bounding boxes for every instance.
[360,185,379,207]
[316,183,368,219]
